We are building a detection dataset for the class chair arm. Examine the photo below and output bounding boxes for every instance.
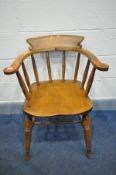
[76,48,109,71]
[3,50,33,75]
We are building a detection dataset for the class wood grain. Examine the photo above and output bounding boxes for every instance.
[24,80,93,117]
[74,52,80,81]
[62,51,66,80]
[85,67,96,96]
[3,46,109,75]
[22,62,30,89]
[82,114,91,159]
[82,60,90,88]
[46,51,52,81]
[16,70,29,99]
[27,35,84,50]
[24,120,33,160]
[31,54,39,83]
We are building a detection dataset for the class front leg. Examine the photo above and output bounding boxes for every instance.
[82,113,91,159]
[24,119,33,160]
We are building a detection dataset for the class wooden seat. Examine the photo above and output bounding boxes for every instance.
[3,35,109,160]
[24,80,93,117]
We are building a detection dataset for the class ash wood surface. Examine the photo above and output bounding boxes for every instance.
[27,35,84,50]
[82,114,91,158]
[46,51,52,81]
[16,71,29,99]
[31,54,39,83]
[82,60,90,87]
[62,51,66,80]
[3,47,109,75]
[24,80,93,117]
[74,52,81,81]
[22,62,30,89]
[24,120,33,160]
[85,67,96,96]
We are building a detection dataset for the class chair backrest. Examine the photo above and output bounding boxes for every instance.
[25,35,85,82]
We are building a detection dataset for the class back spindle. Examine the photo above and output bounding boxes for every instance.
[74,52,81,81]
[81,60,90,88]
[46,51,52,81]
[22,62,30,90]
[16,70,29,99]
[31,55,39,83]
[85,67,96,96]
[62,51,66,81]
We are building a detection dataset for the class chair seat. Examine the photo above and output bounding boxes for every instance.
[24,80,93,117]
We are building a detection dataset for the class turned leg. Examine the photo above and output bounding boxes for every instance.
[82,114,91,159]
[24,120,33,160]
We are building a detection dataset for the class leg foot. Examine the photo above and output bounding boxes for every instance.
[25,153,30,161]
[86,149,91,159]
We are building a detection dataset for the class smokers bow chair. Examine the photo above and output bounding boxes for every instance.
[3,35,109,160]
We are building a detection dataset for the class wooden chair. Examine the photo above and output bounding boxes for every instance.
[3,35,109,160]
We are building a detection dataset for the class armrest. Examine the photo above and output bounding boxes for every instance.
[77,48,109,71]
[3,47,109,74]
[3,50,32,75]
